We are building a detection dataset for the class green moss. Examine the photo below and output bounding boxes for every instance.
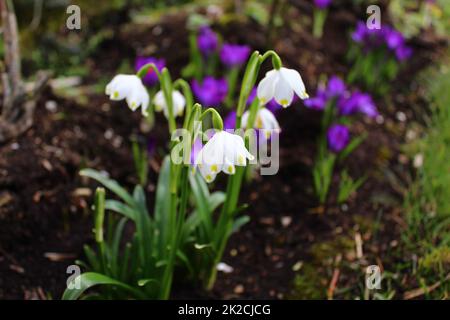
[289,264,326,299]
[420,246,450,272]
[290,235,355,299]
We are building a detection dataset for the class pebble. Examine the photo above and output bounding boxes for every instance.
[45,100,58,112]
[396,111,407,122]
[292,261,303,272]
[281,216,292,227]
[216,262,234,274]
[413,153,424,168]
[234,284,244,294]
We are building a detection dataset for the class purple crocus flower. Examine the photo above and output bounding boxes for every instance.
[220,44,251,68]
[304,87,328,110]
[384,29,404,50]
[338,91,378,118]
[191,76,228,106]
[395,45,413,61]
[247,87,257,106]
[224,111,236,130]
[327,124,350,153]
[355,93,378,118]
[197,26,218,57]
[326,76,346,98]
[266,99,283,113]
[351,21,367,43]
[352,22,412,62]
[314,0,332,9]
[135,56,165,86]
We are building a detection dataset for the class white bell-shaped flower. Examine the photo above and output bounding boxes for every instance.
[195,131,254,183]
[154,90,186,118]
[241,108,280,139]
[105,74,150,116]
[257,67,308,108]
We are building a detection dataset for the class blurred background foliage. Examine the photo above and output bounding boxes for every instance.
[389,0,450,38]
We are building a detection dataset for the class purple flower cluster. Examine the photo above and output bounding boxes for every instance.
[135,56,165,86]
[327,124,350,153]
[338,91,378,118]
[220,43,251,68]
[314,0,332,9]
[192,76,228,106]
[197,26,218,57]
[304,76,378,118]
[305,76,378,153]
[352,22,412,61]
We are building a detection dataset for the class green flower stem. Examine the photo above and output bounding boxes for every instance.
[136,62,161,80]
[173,78,194,129]
[160,68,177,133]
[236,51,261,119]
[190,32,203,81]
[200,108,224,131]
[260,50,282,70]
[160,101,200,299]
[225,67,240,109]
[207,50,283,289]
[136,63,177,134]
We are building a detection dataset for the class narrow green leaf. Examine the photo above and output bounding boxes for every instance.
[80,169,135,207]
[105,200,136,221]
[231,215,250,233]
[62,272,144,300]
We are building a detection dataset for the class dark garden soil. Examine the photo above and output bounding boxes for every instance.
[0,2,447,299]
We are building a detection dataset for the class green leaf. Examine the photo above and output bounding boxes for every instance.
[62,272,144,300]
[137,278,159,287]
[194,243,212,250]
[105,200,136,221]
[83,245,100,271]
[80,169,135,207]
[132,185,153,273]
[189,171,213,237]
[154,156,172,256]
[338,133,367,161]
[110,217,128,278]
[231,215,250,233]
[176,250,193,275]
[94,188,105,243]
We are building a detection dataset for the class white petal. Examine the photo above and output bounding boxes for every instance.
[106,75,134,100]
[274,75,294,108]
[257,71,278,105]
[259,108,280,130]
[222,158,236,175]
[154,91,165,112]
[173,90,186,116]
[241,111,250,128]
[280,67,308,100]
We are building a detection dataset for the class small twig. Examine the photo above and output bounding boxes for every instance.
[403,273,450,300]
[327,254,342,300]
[355,232,363,259]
